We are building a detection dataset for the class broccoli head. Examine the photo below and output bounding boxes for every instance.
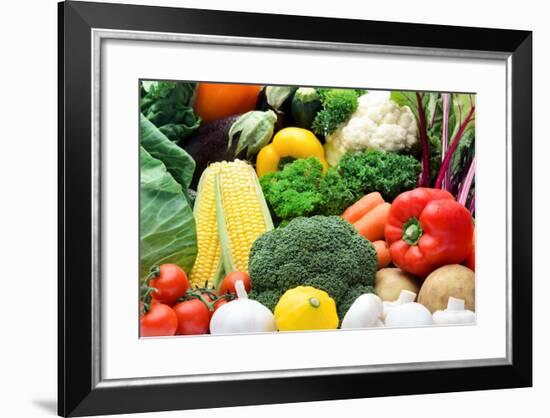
[248,216,378,317]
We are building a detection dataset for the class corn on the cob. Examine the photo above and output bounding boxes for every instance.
[189,162,224,289]
[216,160,274,275]
[189,160,273,289]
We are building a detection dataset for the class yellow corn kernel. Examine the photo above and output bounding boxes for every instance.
[189,163,224,288]
[216,160,274,274]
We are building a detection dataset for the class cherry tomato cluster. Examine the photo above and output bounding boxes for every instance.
[139,265,251,337]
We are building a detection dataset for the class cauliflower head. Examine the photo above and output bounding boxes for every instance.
[324,91,418,165]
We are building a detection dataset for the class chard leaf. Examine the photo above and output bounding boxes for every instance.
[228,110,277,158]
[140,147,197,281]
[390,91,418,114]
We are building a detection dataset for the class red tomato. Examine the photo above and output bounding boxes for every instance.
[219,272,251,295]
[140,303,178,337]
[213,297,229,311]
[173,299,212,335]
[148,264,190,306]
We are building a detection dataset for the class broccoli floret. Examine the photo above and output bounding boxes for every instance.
[337,284,375,320]
[248,289,283,312]
[338,150,421,202]
[318,167,356,215]
[248,216,378,317]
[260,158,356,222]
[312,89,359,136]
[260,158,323,220]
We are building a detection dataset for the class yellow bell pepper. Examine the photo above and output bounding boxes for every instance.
[274,286,338,331]
[256,127,328,177]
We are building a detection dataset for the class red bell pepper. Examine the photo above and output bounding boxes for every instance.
[384,188,474,277]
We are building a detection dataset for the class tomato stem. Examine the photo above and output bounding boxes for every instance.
[145,265,161,282]
[141,286,158,314]
[402,217,423,245]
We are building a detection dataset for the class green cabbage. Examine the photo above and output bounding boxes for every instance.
[140,117,197,281]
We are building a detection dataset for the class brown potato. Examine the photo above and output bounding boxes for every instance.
[418,264,475,313]
[375,268,421,302]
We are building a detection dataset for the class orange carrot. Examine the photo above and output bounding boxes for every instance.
[353,202,391,241]
[372,240,391,269]
[341,192,384,223]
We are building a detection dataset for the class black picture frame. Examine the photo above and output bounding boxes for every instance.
[58,1,532,416]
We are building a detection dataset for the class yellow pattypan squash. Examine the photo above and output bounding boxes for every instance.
[274,286,338,331]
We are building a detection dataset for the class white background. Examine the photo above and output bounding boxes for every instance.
[0,0,545,417]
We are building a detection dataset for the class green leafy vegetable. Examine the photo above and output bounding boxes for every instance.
[312,89,359,135]
[260,157,355,222]
[338,150,421,202]
[140,147,197,281]
[390,90,475,203]
[140,114,195,203]
[140,81,200,142]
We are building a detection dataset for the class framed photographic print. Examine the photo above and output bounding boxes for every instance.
[58,1,532,416]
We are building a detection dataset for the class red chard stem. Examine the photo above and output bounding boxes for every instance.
[434,105,475,189]
[416,92,431,187]
[441,93,451,190]
[457,156,475,206]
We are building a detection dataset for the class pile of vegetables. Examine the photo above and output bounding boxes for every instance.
[138,80,477,337]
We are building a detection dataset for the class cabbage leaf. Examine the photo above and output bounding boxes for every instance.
[139,146,197,281]
[140,114,195,203]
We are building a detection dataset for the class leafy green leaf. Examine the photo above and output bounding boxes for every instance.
[140,114,195,203]
[451,93,476,135]
[390,91,418,114]
[227,110,277,158]
[140,147,197,281]
[450,126,475,176]
[140,81,200,142]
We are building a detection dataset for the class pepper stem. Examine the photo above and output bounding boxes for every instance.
[309,297,320,308]
[402,217,423,245]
